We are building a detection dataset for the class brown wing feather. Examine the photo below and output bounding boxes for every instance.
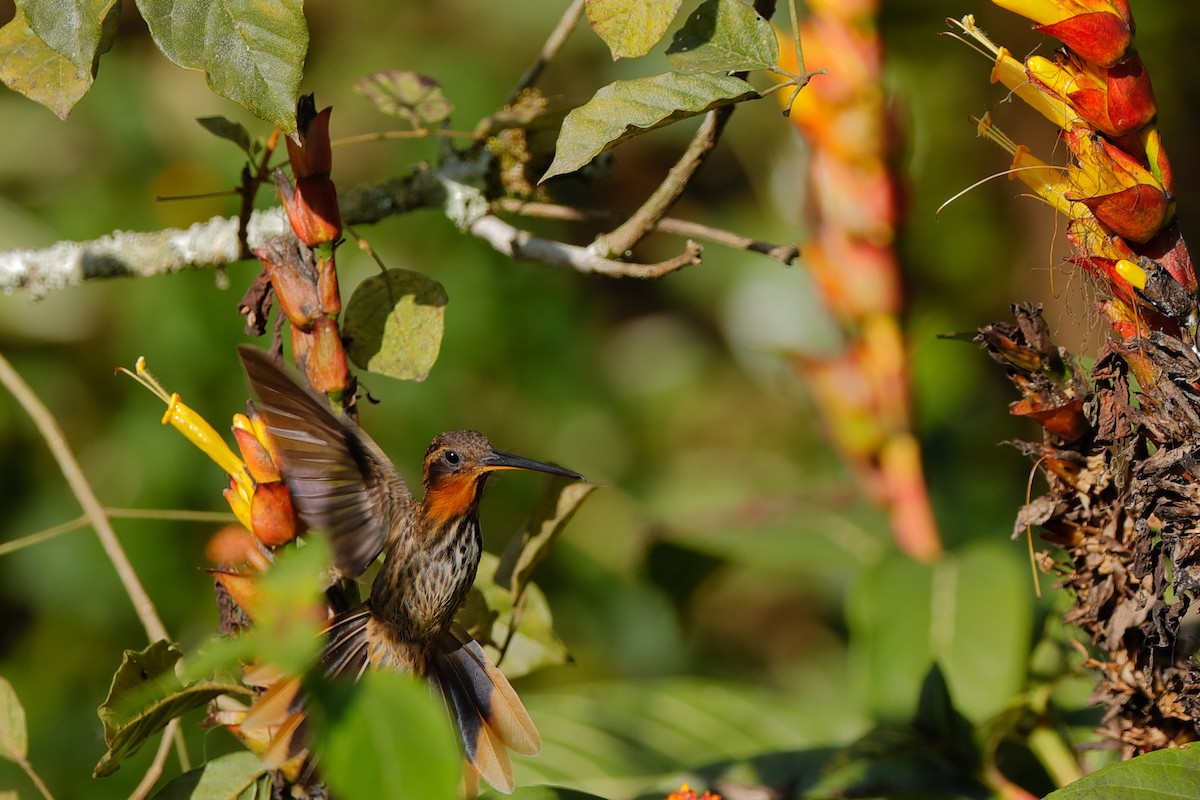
[237,344,412,578]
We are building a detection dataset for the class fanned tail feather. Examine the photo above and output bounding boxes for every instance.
[237,607,540,794]
[428,626,541,794]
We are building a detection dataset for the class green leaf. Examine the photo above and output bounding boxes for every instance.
[183,538,329,683]
[135,0,308,133]
[467,553,571,680]
[94,640,249,777]
[495,789,609,800]
[585,0,682,60]
[0,8,93,119]
[666,0,778,72]
[1045,744,1200,799]
[354,71,454,127]
[16,0,118,74]
[516,677,849,796]
[314,671,461,800]
[847,540,1033,723]
[541,72,757,181]
[0,677,28,762]
[197,116,256,158]
[150,751,269,799]
[343,268,448,382]
[496,479,597,599]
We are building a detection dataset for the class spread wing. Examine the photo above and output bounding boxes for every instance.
[238,344,412,578]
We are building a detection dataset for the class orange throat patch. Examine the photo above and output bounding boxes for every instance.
[422,473,480,528]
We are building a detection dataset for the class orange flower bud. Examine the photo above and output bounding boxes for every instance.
[206,525,272,572]
[280,97,341,245]
[255,234,321,330]
[250,482,299,547]
[306,317,351,395]
[232,418,281,484]
[317,253,342,316]
[211,569,262,620]
[281,174,342,246]
[286,96,333,179]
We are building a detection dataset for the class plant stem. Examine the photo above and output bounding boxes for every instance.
[591,109,732,258]
[0,351,169,644]
[506,0,585,105]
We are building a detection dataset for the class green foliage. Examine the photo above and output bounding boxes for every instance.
[0,7,102,118]
[666,0,779,72]
[0,677,27,763]
[149,752,269,800]
[17,0,118,76]
[1045,745,1200,799]
[849,540,1033,723]
[542,72,757,181]
[94,641,249,778]
[342,268,448,381]
[135,0,307,133]
[0,0,305,128]
[585,0,683,60]
[196,117,258,161]
[312,671,461,800]
[354,71,455,127]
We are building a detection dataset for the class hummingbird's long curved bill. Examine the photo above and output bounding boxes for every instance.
[480,450,583,480]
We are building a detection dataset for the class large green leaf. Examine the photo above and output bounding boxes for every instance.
[94,640,250,777]
[0,677,27,763]
[16,0,118,74]
[514,677,858,798]
[150,752,269,799]
[847,540,1033,723]
[541,72,757,181]
[135,0,307,133]
[496,478,598,600]
[468,553,571,680]
[314,671,461,800]
[343,268,447,382]
[666,0,778,73]
[0,8,92,119]
[1043,744,1200,799]
[585,0,682,60]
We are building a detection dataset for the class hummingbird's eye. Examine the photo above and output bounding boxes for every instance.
[444,450,461,467]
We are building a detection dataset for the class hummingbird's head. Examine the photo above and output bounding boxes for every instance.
[421,430,583,523]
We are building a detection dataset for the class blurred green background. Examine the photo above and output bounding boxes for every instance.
[1,1,1199,797]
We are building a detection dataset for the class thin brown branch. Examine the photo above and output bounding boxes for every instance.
[470,214,702,278]
[127,718,179,800]
[332,128,477,148]
[592,109,733,259]
[0,351,169,644]
[14,751,55,800]
[495,199,798,264]
[506,0,586,105]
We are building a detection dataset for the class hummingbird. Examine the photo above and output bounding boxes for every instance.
[236,344,583,792]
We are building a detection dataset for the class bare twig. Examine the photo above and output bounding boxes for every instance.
[592,109,733,259]
[470,214,702,278]
[13,750,55,800]
[0,351,169,644]
[506,0,586,105]
[495,199,798,263]
[0,508,235,558]
[127,718,180,800]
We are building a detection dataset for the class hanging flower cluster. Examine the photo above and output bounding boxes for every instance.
[778,0,942,562]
